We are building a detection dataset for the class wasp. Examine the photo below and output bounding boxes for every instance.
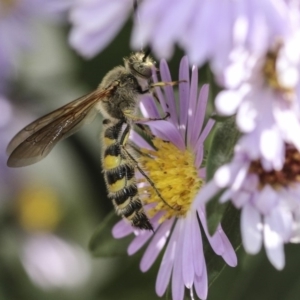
[7,52,180,231]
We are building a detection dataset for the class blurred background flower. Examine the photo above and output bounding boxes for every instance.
[0,1,133,299]
[198,144,300,271]
[2,1,300,300]
[69,0,133,58]
[68,0,298,81]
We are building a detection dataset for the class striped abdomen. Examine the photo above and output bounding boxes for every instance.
[101,119,153,231]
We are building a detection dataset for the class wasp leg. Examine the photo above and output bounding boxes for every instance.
[141,80,186,94]
[134,123,155,140]
[120,145,179,211]
[150,80,186,89]
[123,110,170,123]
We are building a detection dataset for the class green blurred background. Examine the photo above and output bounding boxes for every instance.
[1,15,300,300]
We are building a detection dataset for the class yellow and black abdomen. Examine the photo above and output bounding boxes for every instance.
[101,119,153,231]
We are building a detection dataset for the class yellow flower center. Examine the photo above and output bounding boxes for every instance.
[263,44,293,96]
[139,138,203,222]
[17,186,62,232]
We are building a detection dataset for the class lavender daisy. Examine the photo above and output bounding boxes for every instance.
[112,57,237,300]
[194,26,300,272]
[197,142,300,270]
[215,33,300,172]
[68,0,297,75]
[131,0,299,82]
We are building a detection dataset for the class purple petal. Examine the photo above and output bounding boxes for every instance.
[191,84,210,149]
[182,212,195,288]
[259,129,285,171]
[178,56,190,140]
[192,84,209,140]
[219,228,238,267]
[172,220,185,300]
[195,145,204,170]
[254,185,279,215]
[127,230,153,256]
[230,190,250,207]
[71,1,124,32]
[146,1,178,58]
[230,161,249,192]
[180,0,208,65]
[152,70,168,113]
[192,181,219,209]
[209,230,225,256]
[130,0,166,51]
[194,262,208,300]
[130,131,154,150]
[214,163,240,188]
[140,94,161,119]
[241,203,262,254]
[198,207,224,255]
[143,120,185,150]
[140,219,173,272]
[69,1,131,57]
[219,189,234,204]
[264,214,285,270]
[215,89,243,116]
[187,65,198,147]
[155,219,179,296]
[69,21,120,57]
[160,59,178,127]
[134,0,196,58]
[236,89,264,133]
[272,205,293,242]
[127,213,163,255]
[195,118,215,151]
[273,97,300,151]
[112,219,133,238]
[191,211,204,276]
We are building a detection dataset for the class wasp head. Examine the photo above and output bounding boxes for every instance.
[124,51,156,80]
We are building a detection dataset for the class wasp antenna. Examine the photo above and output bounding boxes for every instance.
[142,47,152,62]
[133,0,138,13]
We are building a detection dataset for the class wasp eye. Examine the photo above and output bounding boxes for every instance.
[132,63,152,78]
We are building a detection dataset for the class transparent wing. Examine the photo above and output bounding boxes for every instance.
[7,88,113,167]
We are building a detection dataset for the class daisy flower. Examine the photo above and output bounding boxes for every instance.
[68,0,297,77]
[131,0,295,69]
[112,57,237,300]
[178,18,300,273]
[197,142,300,270]
[215,30,300,171]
